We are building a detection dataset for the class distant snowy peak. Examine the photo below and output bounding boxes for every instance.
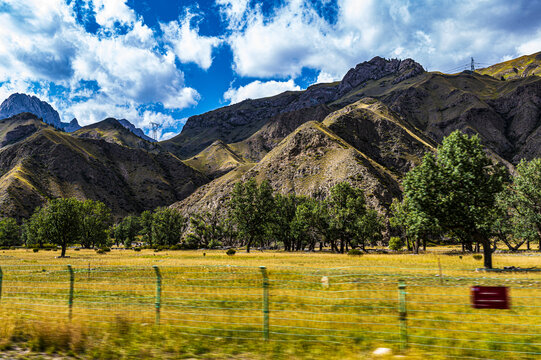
[118,119,156,142]
[0,93,62,128]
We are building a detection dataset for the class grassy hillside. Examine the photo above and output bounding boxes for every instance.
[184,140,247,179]
[0,125,207,219]
[478,51,541,79]
[73,118,159,151]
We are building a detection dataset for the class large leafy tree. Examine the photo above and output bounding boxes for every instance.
[228,179,274,253]
[0,217,21,247]
[151,208,186,247]
[79,200,112,248]
[271,194,301,251]
[34,198,82,257]
[402,131,505,268]
[499,158,541,250]
[327,182,369,253]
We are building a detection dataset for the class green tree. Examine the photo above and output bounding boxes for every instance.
[228,179,275,253]
[185,211,225,249]
[79,200,112,248]
[498,158,541,250]
[291,197,329,251]
[30,198,83,257]
[22,208,48,248]
[121,216,140,248]
[139,210,153,246]
[402,131,505,268]
[151,208,185,247]
[0,217,21,247]
[327,182,369,253]
[271,194,301,251]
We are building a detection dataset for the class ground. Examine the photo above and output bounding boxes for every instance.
[0,247,539,359]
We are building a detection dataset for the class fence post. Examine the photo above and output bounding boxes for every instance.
[67,265,74,321]
[398,280,407,351]
[152,265,162,325]
[259,266,269,341]
[0,266,3,302]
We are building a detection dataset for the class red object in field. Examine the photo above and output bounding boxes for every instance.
[470,286,510,309]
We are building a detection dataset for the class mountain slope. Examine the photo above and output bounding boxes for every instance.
[73,118,158,151]
[184,140,250,179]
[172,99,434,215]
[478,52,541,80]
[161,57,425,159]
[0,117,207,219]
[0,93,62,129]
[0,113,50,147]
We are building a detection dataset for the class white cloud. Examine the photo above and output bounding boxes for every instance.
[161,12,222,70]
[219,0,541,79]
[0,0,198,129]
[315,72,338,84]
[216,0,250,30]
[159,131,178,141]
[224,79,300,104]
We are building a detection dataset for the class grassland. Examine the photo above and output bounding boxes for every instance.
[0,248,539,359]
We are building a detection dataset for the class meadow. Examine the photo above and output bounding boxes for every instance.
[0,247,539,359]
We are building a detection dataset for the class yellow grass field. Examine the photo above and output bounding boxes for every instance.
[0,247,539,359]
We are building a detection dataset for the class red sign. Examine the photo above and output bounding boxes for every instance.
[471,286,510,309]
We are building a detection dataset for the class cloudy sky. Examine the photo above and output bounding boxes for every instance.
[0,0,540,140]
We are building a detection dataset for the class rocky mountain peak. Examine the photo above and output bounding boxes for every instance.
[0,93,62,128]
[63,118,81,132]
[338,57,424,96]
[118,118,155,142]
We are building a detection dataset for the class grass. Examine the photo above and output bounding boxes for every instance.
[0,248,539,359]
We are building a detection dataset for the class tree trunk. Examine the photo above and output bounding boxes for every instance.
[406,236,411,251]
[246,238,253,253]
[423,238,426,252]
[414,237,420,254]
[61,245,67,257]
[474,233,492,269]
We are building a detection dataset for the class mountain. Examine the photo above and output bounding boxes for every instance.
[171,52,541,215]
[64,118,81,132]
[478,51,541,80]
[0,93,62,128]
[0,113,207,219]
[161,57,425,159]
[118,119,155,142]
[73,118,158,151]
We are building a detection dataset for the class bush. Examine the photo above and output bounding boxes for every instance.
[389,236,405,251]
[95,249,106,254]
[33,248,39,253]
[208,239,222,249]
[347,249,363,256]
[226,249,236,256]
[473,254,483,261]
[133,247,141,252]
[169,244,182,251]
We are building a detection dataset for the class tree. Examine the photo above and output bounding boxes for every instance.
[498,158,541,250]
[327,182,368,253]
[22,208,48,248]
[30,198,83,257]
[228,179,275,252]
[0,217,21,247]
[151,208,185,247]
[79,200,111,248]
[139,210,153,246]
[185,211,225,249]
[271,194,301,251]
[291,197,329,251]
[402,131,505,268]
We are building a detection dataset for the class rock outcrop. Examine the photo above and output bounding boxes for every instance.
[0,93,62,128]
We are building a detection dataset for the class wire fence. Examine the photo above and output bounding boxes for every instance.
[0,263,539,359]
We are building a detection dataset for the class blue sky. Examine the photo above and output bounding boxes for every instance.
[0,0,540,140]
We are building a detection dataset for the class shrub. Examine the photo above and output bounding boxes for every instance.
[208,239,222,249]
[473,254,483,261]
[226,249,236,256]
[95,249,106,254]
[347,249,363,256]
[169,244,182,251]
[133,247,141,252]
[33,248,39,253]
[389,236,405,251]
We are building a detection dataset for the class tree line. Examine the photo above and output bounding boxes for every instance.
[0,130,539,268]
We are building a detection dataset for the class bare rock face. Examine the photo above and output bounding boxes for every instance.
[338,57,424,96]
[0,93,62,128]
[63,118,81,132]
[118,119,155,142]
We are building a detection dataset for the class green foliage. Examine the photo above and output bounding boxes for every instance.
[226,248,236,256]
[29,198,82,257]
[184,211,228,249]
[473,254,483,261]
[400,131,505,268]
[347,249,363,256]
[228,179,275,252]
[79,200,112,249]
[0,217,21,247]
[498,158,541,250]
[138,210,153,246]
[151,208,186,247]
[389,236,405,251]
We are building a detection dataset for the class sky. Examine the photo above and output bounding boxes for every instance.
[0,0,540,140]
